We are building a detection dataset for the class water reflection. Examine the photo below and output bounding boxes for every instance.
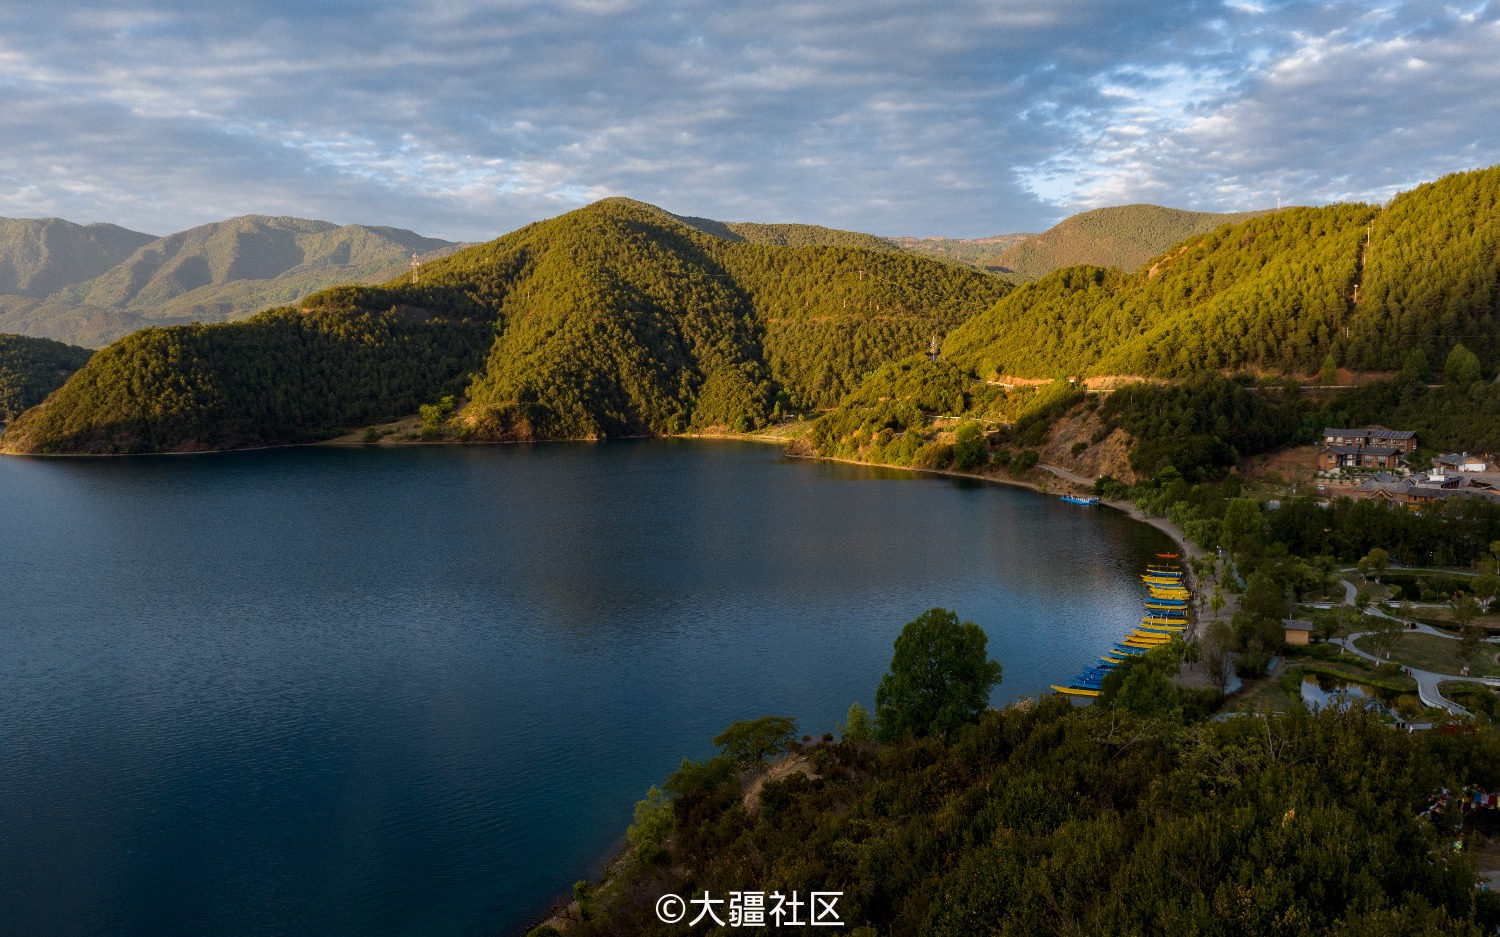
[1300,674,1394,716]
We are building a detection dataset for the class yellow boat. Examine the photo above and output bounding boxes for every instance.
[1051,684,1102,698]
[1148,587,1190,598]
[1138,622,1186,633]
[1128,623,1176,638]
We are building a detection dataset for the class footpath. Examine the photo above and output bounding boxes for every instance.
[1329,577,1500,716]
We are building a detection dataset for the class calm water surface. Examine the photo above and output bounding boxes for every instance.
[0,441,1170,936]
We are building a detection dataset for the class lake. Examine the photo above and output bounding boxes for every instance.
[0,440,1171,936]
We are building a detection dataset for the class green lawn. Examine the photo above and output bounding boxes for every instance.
[1352,632,1500,677]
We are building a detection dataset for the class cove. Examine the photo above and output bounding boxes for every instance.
[0,440,1172,937]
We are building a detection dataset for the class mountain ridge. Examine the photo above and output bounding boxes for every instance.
[5,165,1499,455]
[0,215,462,347]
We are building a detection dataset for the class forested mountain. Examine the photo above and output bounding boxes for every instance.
[889,205,1263,277]
[0,333,93,422]
[6,166,1499,454]
[1,199,1005,453]
[943,166,1500,379]
[0,216,460,347]
[674,215,900,252]
[0,218,155,298]
[991,204,1269,278]
[887,233,1031,270]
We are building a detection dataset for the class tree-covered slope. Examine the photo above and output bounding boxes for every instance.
[0,306,491,453]
[0,333,93,422]
[944,166,1500,379]
[2,199,1007,453]
[567,701,1500,936]
[0,216,460,347]
[0,218,155,298]
[887,233,1032,271]
[993,204,1269,278]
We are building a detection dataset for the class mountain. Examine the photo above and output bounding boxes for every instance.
[0,215,461,347]
[1,198,1006,453]
[889,206,1265,277]
[0,218,155,298]
[0,333,93,422]
[887,233,1032,270]
[942,166,1500,380]
[8,165,1498,455]
[673,215,901,252]
[989,205,1269,279]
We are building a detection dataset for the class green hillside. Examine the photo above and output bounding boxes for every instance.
[944,166,1500,379]
[2,199,1006,453]
[0,306,491,454]
[0,218,155,297]
[0,333,93,422]
[0,216,460,347]
[674,215,901,253]
[7,166,1499,454]
[887,233,1031,270]
[992,204,1269,279]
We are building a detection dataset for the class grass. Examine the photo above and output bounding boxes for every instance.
[1228,671,1299,712]
[1439,682,1499,718]
[1352,632,1500,678]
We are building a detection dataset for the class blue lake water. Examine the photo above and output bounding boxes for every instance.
[0,440,1171,936]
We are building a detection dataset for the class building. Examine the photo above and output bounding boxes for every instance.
[1321,427,1418,452]
[1432,452,1492,473]
[1283,619,1313,646]
[1317,427,1416,475]
[1354,464,1500,508]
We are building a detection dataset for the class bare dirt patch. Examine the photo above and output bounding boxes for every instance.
[742,753,818,813]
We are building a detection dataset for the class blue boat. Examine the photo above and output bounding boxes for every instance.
[1059,495,1100,505]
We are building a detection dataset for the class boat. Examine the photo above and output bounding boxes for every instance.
[1137,622,1186,634]
[1059,495,1100,506]
[1051,684,1102,698]
[1155,553,1179,559]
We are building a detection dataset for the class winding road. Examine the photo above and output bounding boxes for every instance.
[1330,577,1500,716]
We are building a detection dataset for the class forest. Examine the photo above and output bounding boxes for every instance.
[545,673,1500,935]
[2,166,1498,455]
[0,333,92,423]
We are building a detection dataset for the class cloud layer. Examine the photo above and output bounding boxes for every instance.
[2,0,1497,240]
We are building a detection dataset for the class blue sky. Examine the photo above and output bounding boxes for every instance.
[1,0,1497,241]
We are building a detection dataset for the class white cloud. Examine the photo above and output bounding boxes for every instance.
[0,0,1497,239]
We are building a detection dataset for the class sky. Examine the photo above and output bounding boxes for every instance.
[1,0,1498,242]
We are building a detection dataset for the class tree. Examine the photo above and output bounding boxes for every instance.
[1221,498,1264,555]
[1451,592,1481,631]
[1202,620,1236,693]
[1320,353,1339,386]
[1457,626,1483,673]
[837,702,874,743]
[1444,342,1482,386]
[951,421,988,471]
[1367,613,1402,661]
[712,715,798,768]
[1472,574,1500,612]
[1357,547,1389,583]
[875,608,1002,741]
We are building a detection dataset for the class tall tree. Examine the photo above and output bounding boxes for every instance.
[875,608,1002,741]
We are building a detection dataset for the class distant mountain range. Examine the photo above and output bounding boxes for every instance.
[0,216,461,347]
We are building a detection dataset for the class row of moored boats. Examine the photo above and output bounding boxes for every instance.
[1050,555,1188,699]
